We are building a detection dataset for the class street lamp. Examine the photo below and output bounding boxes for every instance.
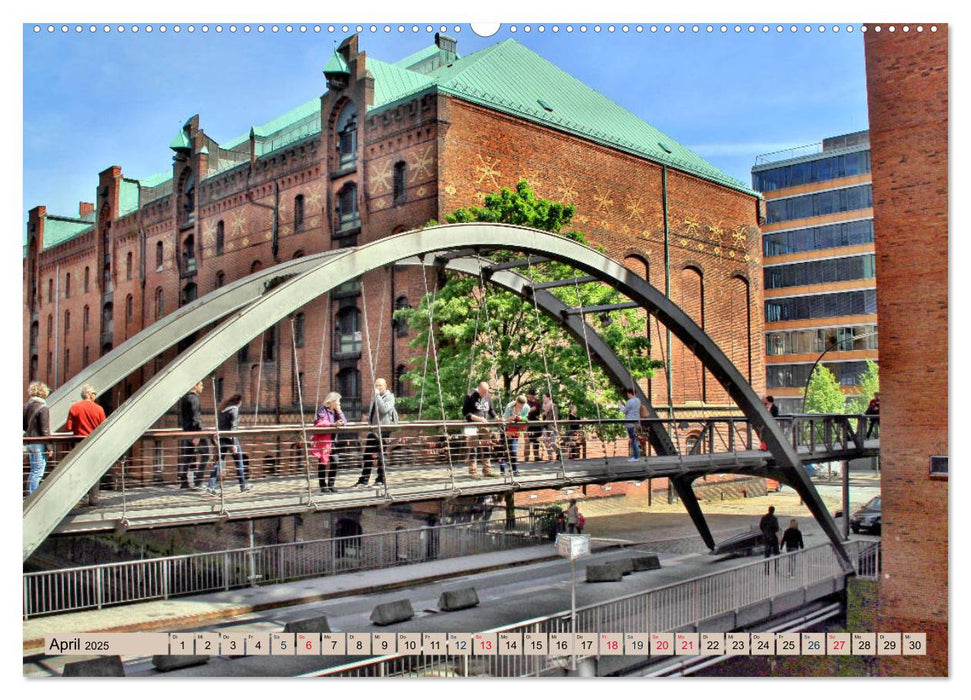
[800,330,878,414]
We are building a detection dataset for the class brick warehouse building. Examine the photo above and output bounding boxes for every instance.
[23,34,765,489]
[864,25,948,676]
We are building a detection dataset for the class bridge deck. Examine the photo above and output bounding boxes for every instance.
[55,440,878,534]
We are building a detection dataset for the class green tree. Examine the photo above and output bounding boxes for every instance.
[395,180,663,421]
[803,365,847,414]
[848,360,879,414]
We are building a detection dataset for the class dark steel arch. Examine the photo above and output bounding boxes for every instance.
[24,224,846,567]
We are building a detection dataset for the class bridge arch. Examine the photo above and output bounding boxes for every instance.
[24,223,845,565]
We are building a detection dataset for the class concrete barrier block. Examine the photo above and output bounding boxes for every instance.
[283,615,332,634]
[151,655,210,672]
[610,557,634,575]
[62,656,125,677]
[585,563,623,582]
[438,587,479,611]
[632,555,662,571]
[370,598,415,626]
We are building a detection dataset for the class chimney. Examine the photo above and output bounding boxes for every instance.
[79,202,94,218]
[435,32,458,60]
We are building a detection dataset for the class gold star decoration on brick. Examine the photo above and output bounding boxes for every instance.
[743,253,751,262]
[706,221,724,241]
[555,175,579,204]
[370,161,393,193]
[474,153,502,188]
[682,219,701,235]
[732,225,748,246]
[412,146,436,180]
[416,186,427,198]
[593,186,613,213]
[625,195,645,223]
[202,220,216,246]
[696,242,706,252]
[444,183,457,196]
[522,170,545,195]
[713,246,722,256]
[305,185,323,212]
[230,209,247,235]
[574,212,589,225]
[680,238,689,248]
[728,250,736,258]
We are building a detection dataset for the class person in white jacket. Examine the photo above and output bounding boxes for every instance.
[357,378,398,487]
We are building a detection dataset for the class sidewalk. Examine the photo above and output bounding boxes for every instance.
[23,538,628,655]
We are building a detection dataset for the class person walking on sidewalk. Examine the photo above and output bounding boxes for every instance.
[781,518,804,578]
[619,388,641,461]
[65,384,107,506]
[566,499,581,534]
[178,381,209,489]
[760,505,781,558]
[23,381,53,497]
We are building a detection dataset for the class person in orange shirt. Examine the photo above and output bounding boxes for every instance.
[65,384,107,506]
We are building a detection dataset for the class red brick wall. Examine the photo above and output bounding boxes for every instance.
[438,98,764,408]
[865,24,948,677]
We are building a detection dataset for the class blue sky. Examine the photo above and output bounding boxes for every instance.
[22,22,869,223]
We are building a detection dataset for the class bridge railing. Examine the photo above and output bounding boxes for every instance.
[22,412,872,500]
[22,514,538,619]
[306,539,879,678]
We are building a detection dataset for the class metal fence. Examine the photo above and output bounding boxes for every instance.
[23,515,538,619]
[307,540,880,678]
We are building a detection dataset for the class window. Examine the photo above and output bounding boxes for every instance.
[83,266,90,292]
[182,234,196,273]
[126,251,133,280]
[216,221,225,255]
[47,314,52,340]
[294,195,305,231]
[155,288,165,319]
[102,303,113,338]
[181,169,196,224]
[394,295,410,337]
[30,355,38,381]
[47,279,53,304]
[102,262,112,293]
[336,102,358,168]
[83,346,89,366]
[333,277,361,298]
[64,310,70,335]
[764,185,873,225]
[763,254,877,290]
[765,289,877,323]
[83,305,90,330]
[181,282,198,307]
[64,349,70,377]
[251,260,263,274]
[237,344,249,363]
[215,377,224,403]
[156,242,164,270]
[337,184,359,231]
[29,321,38,349]
[293,312,305,348]
[215,271,225,288]
[335,307,362,355]
[336,367,361,415]
[752,150,871,193]
[395,364,409,398]
[393,161,407,204]
[763,220,874,257]
[292,371,305,404]
[65,273,71,299]
[263,325,276,362]
[126,294,134,322]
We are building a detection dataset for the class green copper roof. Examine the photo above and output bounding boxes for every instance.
[368,58,436,108]
[222,97,321,150]
[324,50,349,75]
[138,171,171,188]
[423,40,753,195]
[394,44,442,70]
[118,178,140,217]
[169,128,191,151]
[42,215,92,250]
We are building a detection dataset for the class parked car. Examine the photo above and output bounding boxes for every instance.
[710,530,765,558]
[849,496,881,535]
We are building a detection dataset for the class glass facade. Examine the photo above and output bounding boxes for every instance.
[764,254,875,290]
[763,219,873,257]
[752,149,870,193]
[765,184,872,224]
[766,325,878,356]
[765,289,877,323]
[766,360,871,388]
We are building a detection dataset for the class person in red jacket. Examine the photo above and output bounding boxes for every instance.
[65,384,107,506]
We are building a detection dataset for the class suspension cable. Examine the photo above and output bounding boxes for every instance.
[525,258,566,478]
[419,257,456,488]
[290,316,315,503]
[477,256,511,482]
[571,275,607,465]
[360,271,391,494]
[314,292,330,413]
[210,378,226,515]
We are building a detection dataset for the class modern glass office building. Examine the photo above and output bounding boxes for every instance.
[752,131,878,414]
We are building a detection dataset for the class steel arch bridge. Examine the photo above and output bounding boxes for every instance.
[23,224,850,566]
